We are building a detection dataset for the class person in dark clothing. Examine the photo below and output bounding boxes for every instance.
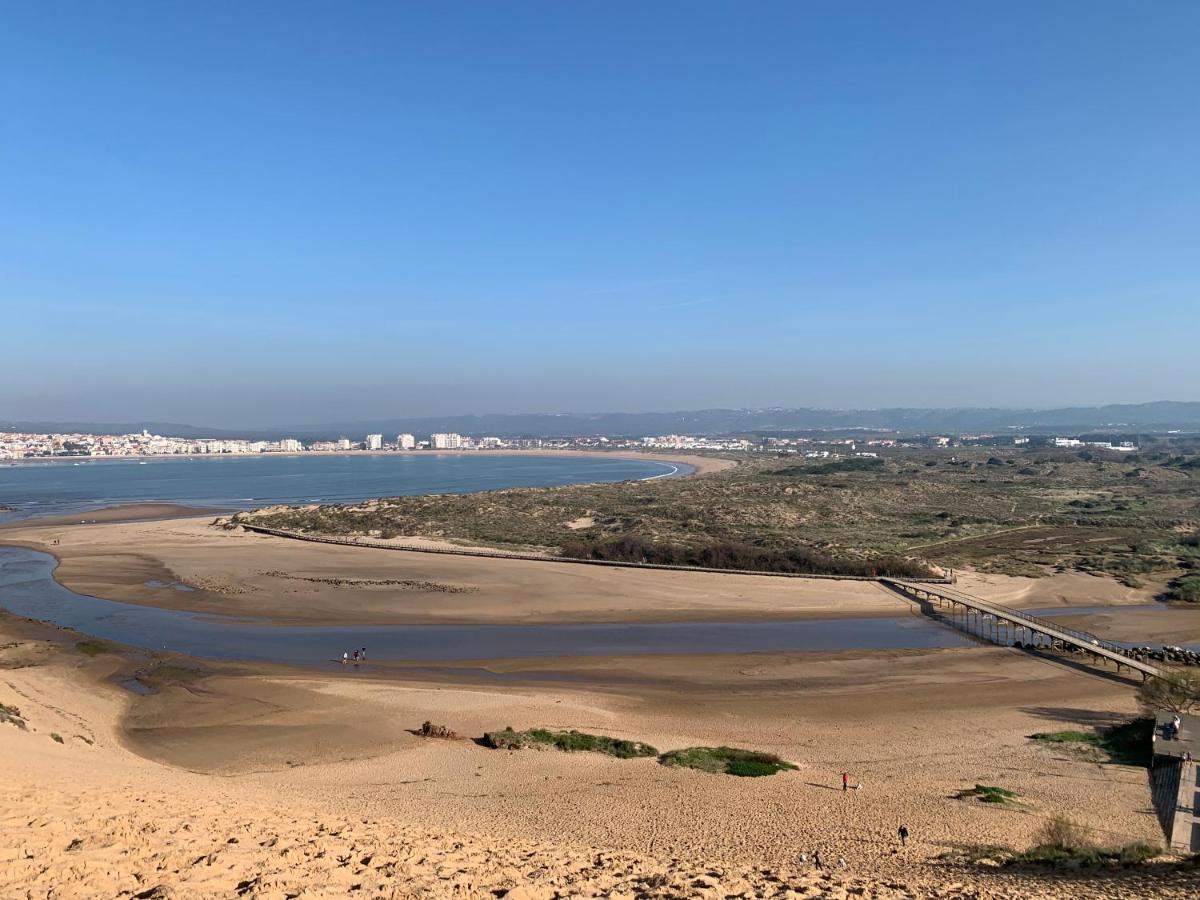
[898,824,909,847]
[841,772,848,792]
[813,850,824,870]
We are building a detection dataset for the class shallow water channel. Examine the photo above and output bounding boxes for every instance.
[0,546,984,664]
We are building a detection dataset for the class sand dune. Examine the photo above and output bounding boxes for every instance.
[3,623,1196,898]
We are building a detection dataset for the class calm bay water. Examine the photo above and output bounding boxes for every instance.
[0,453,681,522]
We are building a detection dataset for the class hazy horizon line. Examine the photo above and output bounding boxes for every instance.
[5,398,1200,434]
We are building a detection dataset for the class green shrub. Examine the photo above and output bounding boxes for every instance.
[1165,574,1200,603]
[1009,836,1159,868]
[559,534,933,579]
[482,728,657,758]
[1030,719,1152,767]
[1031,729,1094,745]
[1138,671,1200,717]
[1037,814,1091,849]
[772,458,885,476]
[955,784,1019,804]
[658,746,797,777]
[0,703,26,729]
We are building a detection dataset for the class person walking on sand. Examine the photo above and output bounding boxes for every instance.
[813,850,824,870]
[841,772,848,793]
[898,824,909,848]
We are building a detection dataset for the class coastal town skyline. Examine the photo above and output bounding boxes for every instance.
[0,422,1150,462]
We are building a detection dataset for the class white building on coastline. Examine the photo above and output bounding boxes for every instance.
[365,433,383,451]
[397,433,416,450]
[430,433,463,450]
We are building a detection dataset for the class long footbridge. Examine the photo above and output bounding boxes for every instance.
[881,579,1166,681]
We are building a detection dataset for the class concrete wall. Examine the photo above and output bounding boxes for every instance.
[1152,757,1200,853]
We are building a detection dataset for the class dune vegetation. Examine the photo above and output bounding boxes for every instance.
[237,442,1200,581]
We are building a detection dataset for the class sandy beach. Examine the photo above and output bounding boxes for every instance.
[3,612,1197,898]
[3,513,1199,897]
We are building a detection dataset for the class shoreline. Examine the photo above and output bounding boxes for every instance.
[0,519,920,626]
[0,449,734,528]
[0,502,226,530]
[0,447,737,477]
[1,515,1186,637]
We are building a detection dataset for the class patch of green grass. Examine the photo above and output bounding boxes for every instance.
[1009,842,1159,867]
[954,784,1019,804]
[951,815,1159,869]
[1031,729,1095,745]
[75,639,114,657]
[1030,718,1152,767]
[0,702,26,730]
[936,845,1013,865]
[136,663,206,687]
[483,728,657,758]
[658,746,797,777]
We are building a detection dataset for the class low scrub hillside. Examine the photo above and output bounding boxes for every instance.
[237,444,1200,579]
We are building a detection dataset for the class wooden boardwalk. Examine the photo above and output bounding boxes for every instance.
[882,579,1166,681]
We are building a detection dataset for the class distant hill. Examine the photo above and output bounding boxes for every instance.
[297,402,1200,438]
[0,420,239,439]
[5,401,1200,440]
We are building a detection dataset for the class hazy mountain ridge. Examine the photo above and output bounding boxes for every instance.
[5,401,1200,440]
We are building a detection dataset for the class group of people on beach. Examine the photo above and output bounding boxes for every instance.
[341,648,367,665]
[803,825,909,871]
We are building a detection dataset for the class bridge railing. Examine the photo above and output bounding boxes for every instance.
[887,580,1124,653]
[884,579,1165,680]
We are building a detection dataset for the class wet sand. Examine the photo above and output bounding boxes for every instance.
[3,516,917,625]
[0,501,225,529]
[1050,606,1200,646]
[4,515,1176,630]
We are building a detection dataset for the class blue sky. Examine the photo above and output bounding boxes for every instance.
[2,2,1197,427]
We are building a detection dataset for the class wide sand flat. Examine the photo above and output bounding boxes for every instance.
[4,515,1171,629]
[5,516,916,625]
